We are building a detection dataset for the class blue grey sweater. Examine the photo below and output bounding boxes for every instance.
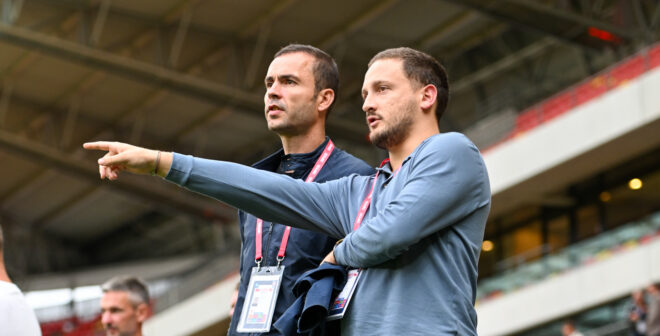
[166,133,491,335]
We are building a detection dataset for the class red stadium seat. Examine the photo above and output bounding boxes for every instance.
[483,42,660,153]
[649,44,660,69]
[575,75,608,105]
[40,315,104,336]
[541,91,574,122]
[514,107,541,134]
[609,55,645,87]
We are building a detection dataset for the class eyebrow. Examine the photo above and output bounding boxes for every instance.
[362,80,391,97]
[265,74,300,83]
[372,80,390,87]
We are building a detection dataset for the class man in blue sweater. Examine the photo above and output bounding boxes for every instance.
[85,47,491,335]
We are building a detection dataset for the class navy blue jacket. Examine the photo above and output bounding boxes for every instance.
[228,137,374,335]
[273,263,347,336]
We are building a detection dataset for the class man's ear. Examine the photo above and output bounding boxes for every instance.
[135,303,150,322]
[316,88,335,115]
[419,84,437,112]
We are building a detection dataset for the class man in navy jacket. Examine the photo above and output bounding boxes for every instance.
[231,44,372,334]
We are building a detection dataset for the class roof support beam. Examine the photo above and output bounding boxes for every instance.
[244,24,271,88]
[0,0,232,230]
[168,2,194,68]
[439,0,598,50]
[652,2,660,29]
[418,11,479,50]
[89,0,111,46]
[0,129,234,223]
[0,24,367,141]
[1,0,23,25]
[59,96,81,148]
[503,0,638,39]
[0,24,263,109]
[452,37,559,94]
[0,80,13,127]
[319,0,400,50]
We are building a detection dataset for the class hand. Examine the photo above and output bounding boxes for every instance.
[322,250,337,265]
[229,288,239,317]
[83,141,164,180]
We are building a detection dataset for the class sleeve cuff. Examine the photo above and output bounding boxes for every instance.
[165,152,194,185]
[333,233,353,266]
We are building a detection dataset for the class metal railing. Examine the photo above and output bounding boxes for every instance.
[585,320,629,336]
[477,211,660,303]
[152,246,240,313]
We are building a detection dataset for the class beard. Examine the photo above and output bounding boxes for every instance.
[266,97,317,136]
[369,99,415,149]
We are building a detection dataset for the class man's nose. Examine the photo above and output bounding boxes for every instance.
[267,82,281,99]
[362,94,375,113]
[101,312,112,324]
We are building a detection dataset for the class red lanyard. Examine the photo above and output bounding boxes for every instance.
[255,140,335,266]
[352,158,390,231]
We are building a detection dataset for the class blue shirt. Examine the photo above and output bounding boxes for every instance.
[228,138,373,335]
[166,133,491,336]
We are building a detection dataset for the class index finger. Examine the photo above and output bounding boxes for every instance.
[83,141,113,151]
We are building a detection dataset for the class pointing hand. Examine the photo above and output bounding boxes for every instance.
[82,141,163,180]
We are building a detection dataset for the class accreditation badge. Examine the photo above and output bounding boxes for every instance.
[327,268,362,320]
[236,266,285,333]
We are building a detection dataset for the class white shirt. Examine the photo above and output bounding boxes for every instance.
[0,281,41,336]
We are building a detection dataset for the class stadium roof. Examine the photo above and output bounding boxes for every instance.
[0,0,658,284]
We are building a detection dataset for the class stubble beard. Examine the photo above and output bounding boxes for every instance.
[369,100,415,150]
[267,96,317,136]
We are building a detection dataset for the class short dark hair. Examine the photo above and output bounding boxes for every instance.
[274,44,340,116]
[102,275,149,306]
[368,47,449,121]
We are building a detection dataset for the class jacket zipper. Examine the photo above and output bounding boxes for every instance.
[263,222,274,266]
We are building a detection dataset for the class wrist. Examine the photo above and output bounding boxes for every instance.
[155,152,174,177]
[331,239,344,264]
[151,151,161,176]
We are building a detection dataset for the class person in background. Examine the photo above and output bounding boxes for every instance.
[629,289,647,336]
[100,275,150,336]
[561,319,584,336]
[0,224,41,336]
[647,283,660,336]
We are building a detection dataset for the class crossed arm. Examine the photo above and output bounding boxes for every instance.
[332,134,490,268]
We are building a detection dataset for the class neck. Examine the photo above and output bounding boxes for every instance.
[0,262,11,283]
[279,125,326,155]
[387,120,439,171]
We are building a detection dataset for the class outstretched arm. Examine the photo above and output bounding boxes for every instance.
[83,141,359,239]
[82,141,172,179]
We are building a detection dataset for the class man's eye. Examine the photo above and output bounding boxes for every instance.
[265,82,273,88]
[286,80,295,85]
